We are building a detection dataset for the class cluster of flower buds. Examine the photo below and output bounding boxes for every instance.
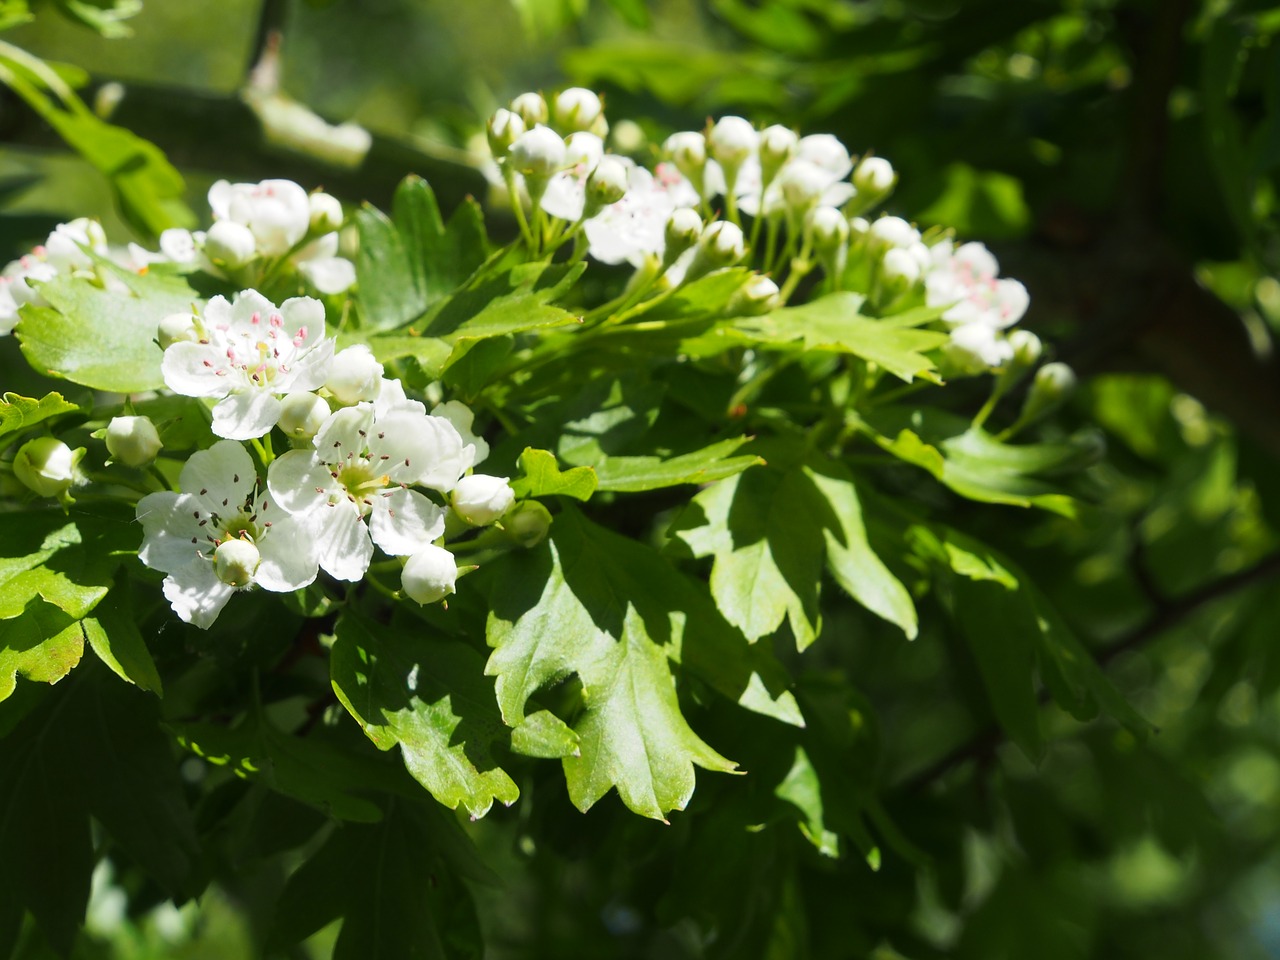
[129,179,355,295]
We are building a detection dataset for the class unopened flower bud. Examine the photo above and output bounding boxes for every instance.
[204,220,257,269]
[664,131,707,187]
[610,119,645,155]
[309,192,344,233]
[106,416,162,468]
[852,156,895,202]
[728,275,781,316]
[585,157,629,212]
[14,437,81,499]
[564,131,604,170]
[451,474,515,526]
[1007,329,1042,368]
[869,215,919,249]
[326,345,383,405]
[402,545,457,604]
[487,108,526,158]
[508,125,567,180]
[157,312,199,349]
[882,247,922,288]
[553,87,603,133]
[701,220,745,265]
[777,161,828,214]
[214,538,260,588]
[759,125,798,183]
[502,500,552,548]
[663,208,703,264]
[806,206,849,253]
[510,92,548,128]
[1021,362,1077,421]
[277,392,331,440]
[707,116,757,171]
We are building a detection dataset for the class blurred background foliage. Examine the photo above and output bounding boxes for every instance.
[7,0,1280,957]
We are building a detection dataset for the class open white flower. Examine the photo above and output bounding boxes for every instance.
[926,241,1029,330]
[136,441,319,629]
[581,163,698,266]
[161,290,334,440]
[208,178,311,257]
[266,404,465,581]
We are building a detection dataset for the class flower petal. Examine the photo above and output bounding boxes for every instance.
[297,257,356,295]
[212,390,283,440]
[136,491,201,573]
[180,441,257,513]
[368,488,446,556]
[267,449,335,514]
[162,341,233,399]
[315,404,374,463]
[316,504,374,581]
[254,514,320,591]
[162,558,235,629]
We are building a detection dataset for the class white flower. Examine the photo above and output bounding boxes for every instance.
[401,544,457,605]
[508,125,567,180]
[204,221,257,269]
[882,247,922,287]
[136,441,319,629]
[707,116,757,172]
[431,400,489,466]
[208,179,311,257]
[266,404,461,581]
[738,133,854,218]
[925,241,1029,330]
[292,233,357,295]
[581,164,692,266]
[161,290,334,440]
[553,87,604,133]
[106,416,163,467]
[944,322,1014,374]
[869,215,920,249]
[540,133,607,221]
[0,255,55,336]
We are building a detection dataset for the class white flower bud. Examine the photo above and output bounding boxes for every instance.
[402,545,458,604]
[1022,362,1077,419]
[309,192,344,233]
[503,501,552,548]
[849,216,871,240]
[564,131,604,170]
[106,416,162,468]
[451,474,515,526]
[204,220,257,269]
[553,87,603,133]
[707,116,757,171]
[664,131,707,186]
[326,345,383,405]
[586,157,629,211]
[610,119,645,155]
[882,247,922,287]
[214,538,260,588]
[777,161,829,213]
[157,312,200,349]
[508,125,567,179]
[701,220,745,265]
[728,275,781,316]
[869,215,919,249]
[852,156,895,199]
[663,208,703,264]
[759,125,798,182]
[806,206,849,253]
[14,437,80,499]
[1007,329,1043,368]
[488,108,526,158]
[510,92,549,129]
[277,392,331,440]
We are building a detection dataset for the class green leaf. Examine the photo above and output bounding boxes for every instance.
[593,436,765,492]
[775,745,841,858]
[671,465,822,649]
[905,524,1017,589]
[332,612,519,819]
[0,391,82,450]
[861,406,1095,516]
[737,292,947,383]
[509,447,598,501]
[803,459,918,640]
[17,266,197,392]
[82,580,162,694]
[0,601,86,702]
[509,708,580,758]
[486,508,804,819]
[52,0,142,37]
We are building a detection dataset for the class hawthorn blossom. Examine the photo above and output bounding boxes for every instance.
[136,441,318,629]
[208,178,311,257]
[160,290,334,440]
[0,219,109,335]
[266,403,469,581]
[925,241,1029,330]
[581,163,698,266]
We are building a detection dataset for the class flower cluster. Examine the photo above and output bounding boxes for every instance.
[486,90,1037,375]
[0,218,108,335]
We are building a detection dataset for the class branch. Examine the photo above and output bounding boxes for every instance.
[897,550,1280,794]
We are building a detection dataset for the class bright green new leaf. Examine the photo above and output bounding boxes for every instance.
[593,436,765,492]
[332,612,520,819]
[510,447,597,501]
[0,391,81,451]
[738,292,948,383]
[0,601,85,702]
[775,745,841,857]
[487,508,804,819]
[17,266,197,392]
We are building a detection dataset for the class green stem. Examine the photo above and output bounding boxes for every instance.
[503,164,537,252]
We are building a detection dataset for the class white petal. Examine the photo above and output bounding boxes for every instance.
[281,336,335,393]
[315,404,374,463]
[163,559,236,630]
[162,342,233,399]
[230,289,277,329]
[316,504,374,581]
[541,173,587,221]
[180,441,257,513]
[267,449,335,514]
[297,257,356,295]
[212,390,282,440]
[136,492,201,573]
[431,400,489,466]
[818,182,856,208]
[368,488,446,556]
[279,296,327,351]
[254,514,320,591]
